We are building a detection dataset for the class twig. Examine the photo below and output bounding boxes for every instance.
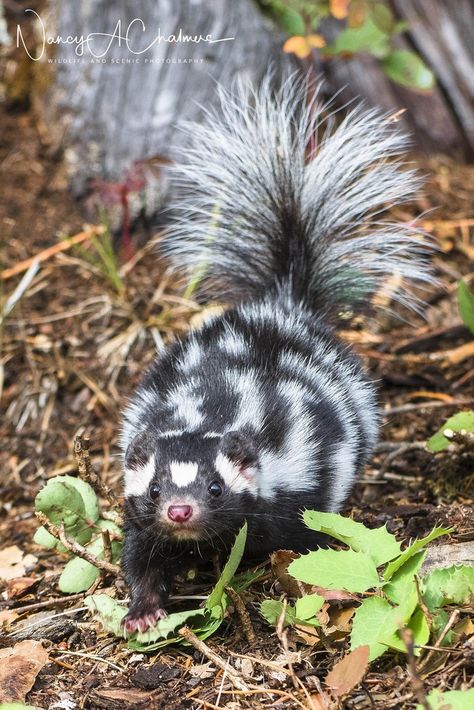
[419,609,460,673]
[1,226,104,281]
[50,648,125,672]
[178,626,249,691]
[384,399,474,415]
[6,592,85,612]
[35,511,120,576]
[374,442,427,480]
[225,586,257,645]
[400,628,430,710]
[73,434,121,512]
[101,528,112,564]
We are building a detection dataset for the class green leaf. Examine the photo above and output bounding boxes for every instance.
[384,527,452,581]
[35,475,100,545]
[85,594,128,637]
[371,3,394,33]
[260,599,296,628]
[206,522,247,610]
[294,593,325,621]
[419,688,474,710]
[303,510,401,566]
[350,596,395,660]
[382,50,435,90]
[409,608,430,651]
[458,280,474,334]
[427,411,474,452]
[324,17,391,59]
[351,581,419,661]
[58,520,122,593]
[33,525,58,550]
[422,565,474,610]
[289,548,381,593]
[384,551,426,603]
[279,7,306,35]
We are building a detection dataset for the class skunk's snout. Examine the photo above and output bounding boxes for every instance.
[167,504,193,523]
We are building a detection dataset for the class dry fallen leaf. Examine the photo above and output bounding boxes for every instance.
[6,576,38,598]
[325,645,370,698]
[0,609,19,627]
[0,545,37,582]
[0,639,49,703]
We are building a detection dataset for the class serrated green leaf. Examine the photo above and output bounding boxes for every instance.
[352,582,419,661]
[419,688,474,710]
[324,17,390,59]
[427,411,474,452]
[294,593,324,621]
[289,548,381,593]
[303,510,401,566]
[85,594,127,637]
[382,50,435,90]
[458,280,474,334]
[206,522,247,610]
[384,527,452,581]
[384,551,426,603]
[422,565,474,610]
[351,596,394,660]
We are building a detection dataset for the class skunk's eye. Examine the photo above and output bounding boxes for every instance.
[208,481,223,497]
[149,483,161,500]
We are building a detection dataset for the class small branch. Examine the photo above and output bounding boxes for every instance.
[36,511,120,576]
[73,434,121,513]
[400,628,430,710]
[374,442,427,480]
[101,528,112,564]
[225,586,257,645]
[1,226,103,281]
[178,625,249,691]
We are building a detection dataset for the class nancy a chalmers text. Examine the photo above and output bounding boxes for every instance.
[17,9,235,61]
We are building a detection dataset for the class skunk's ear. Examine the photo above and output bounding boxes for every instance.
[124,430,153,470]
[219,430,259,468]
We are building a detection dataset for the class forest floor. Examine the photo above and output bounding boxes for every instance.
[1,96,474,710]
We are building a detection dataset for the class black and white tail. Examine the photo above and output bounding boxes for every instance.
[163,74,433,318]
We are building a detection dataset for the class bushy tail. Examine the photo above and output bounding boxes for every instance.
[162,74,434,317]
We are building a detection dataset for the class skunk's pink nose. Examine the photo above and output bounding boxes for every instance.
[167,505,193,523]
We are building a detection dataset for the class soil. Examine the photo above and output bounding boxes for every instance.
[1,84,473,708]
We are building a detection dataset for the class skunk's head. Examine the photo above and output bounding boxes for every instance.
[123,429,259,544]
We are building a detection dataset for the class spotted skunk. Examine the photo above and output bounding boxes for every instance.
[120,76,433,632]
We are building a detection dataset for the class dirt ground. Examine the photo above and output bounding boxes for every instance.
[1,85,474,710]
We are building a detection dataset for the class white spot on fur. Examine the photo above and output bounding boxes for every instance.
[124,455,155,497]
[259,379,320,499]
[170,461,199,487]
[215,453,258,495]
[217,329,248,357]
[178,339,202,373]
[166,381,204,429]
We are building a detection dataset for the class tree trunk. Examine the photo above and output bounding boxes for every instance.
[33,0,292,225]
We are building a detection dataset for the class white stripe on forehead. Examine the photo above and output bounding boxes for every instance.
[215,453,258,496]
[124,455,155,497]
[170,461,199,487]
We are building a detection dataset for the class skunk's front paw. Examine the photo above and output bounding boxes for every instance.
[122,605,168,634]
